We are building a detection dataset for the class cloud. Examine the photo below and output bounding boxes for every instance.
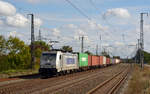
[115,41,124,46]
[0,20,3,25]
[27,0,41,4]
[85,20,108,32]
[0,1,16,16]
[27,0,53,4]
[52,28,60,37]
[0,1,43,28]
[5,13,43,28]
[103,8,130,19]
[67,24,77,29]
[34,18,43,27]
[26,0,63,4]
[6,13,28,27]
[8,31,23,37]
[76,29,86,36]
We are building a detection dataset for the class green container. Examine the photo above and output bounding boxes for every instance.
[79,53,88,67]
[110,58,112,64]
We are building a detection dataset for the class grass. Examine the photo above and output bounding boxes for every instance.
[0,64,40,78]
[0,69,38,78]
[124,64,150,94]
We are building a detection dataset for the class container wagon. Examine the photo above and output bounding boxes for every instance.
[99,56,103,66]
[103,56,107,66]
[91,56,99,68]
[106,58,110,65]
[88,55,92,68]
[79,53,88,70]
[39,51,121,77]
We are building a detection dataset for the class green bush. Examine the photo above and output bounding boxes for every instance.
[0,36,50,73]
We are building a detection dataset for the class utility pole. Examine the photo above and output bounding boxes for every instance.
[135,44,138,64]
[137,39,140,64]
[140,13,148,69]
[28,14,35,69]
[38,29,42,41]
[122,34,125,43]
[96,44,98,55]
[99,34,102,55]
[80,36,84,53]
[138,39,140,50]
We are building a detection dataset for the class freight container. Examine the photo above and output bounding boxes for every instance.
[110,58,112,64]
[106,58,110,65]
[112,59,115,64]
[88,55,92,66]
[61,53,79,71]
[115,59,120,64]
[103,56,106,65]
[79,53,88,67]
[100,56,103,65]
[91,56,99,66]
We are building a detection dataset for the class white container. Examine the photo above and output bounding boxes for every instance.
[60,53,79,71]
[103,56,106,65]
[115,59,120,64]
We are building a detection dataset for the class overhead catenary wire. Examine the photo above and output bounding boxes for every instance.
[89,0,100,13]
[88,0,134,47]
[88,0,119,33]
[65,0,116,43]
[88,0,140,57]
[65,0,91,20]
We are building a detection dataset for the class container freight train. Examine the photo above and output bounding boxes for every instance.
[39,51,121,77]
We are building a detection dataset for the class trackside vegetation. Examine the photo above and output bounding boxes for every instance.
[124,65,150,94]
[0,35,50,74]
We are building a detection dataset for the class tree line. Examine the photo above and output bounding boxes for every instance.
[0,35,80,72]
[0,35,50,72]
[2,35,150,72]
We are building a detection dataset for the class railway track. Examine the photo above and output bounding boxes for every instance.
[49,64,129,94]
[33,66,120,94]
[87,66,130,94]
[0,64,129,94]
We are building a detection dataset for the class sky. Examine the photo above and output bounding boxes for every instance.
[0,0,150,58]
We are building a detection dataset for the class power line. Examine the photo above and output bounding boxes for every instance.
[89,0,100,13]
[88,0,119,34]
[65,0,115,41]
[65,0,91,20]
[65,0,121,51]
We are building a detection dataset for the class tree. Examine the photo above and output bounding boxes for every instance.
[6,36,31,69]
[143,51,150,64]
[85,50,93,55]
[0,35,6,55]
[61,45,73,52]
[101,51,110,58]
[113,56,120,59]
[33,41,50,58]
[34,41,50,51]
[134,49,150,64]
[7,36,25,54]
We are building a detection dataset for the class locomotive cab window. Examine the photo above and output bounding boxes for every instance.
[59,55,61,59]
[41,53,57,65]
